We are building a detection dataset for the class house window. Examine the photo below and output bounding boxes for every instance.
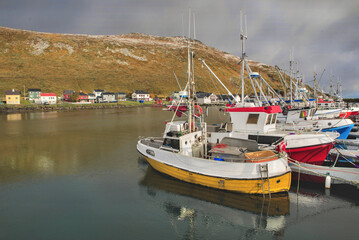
[8,97,10,100]
[247,114,259,124]
[15,97,18,99]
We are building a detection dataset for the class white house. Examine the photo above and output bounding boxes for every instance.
[94,89,105,98]
[132,90,150,101]
[102,92,117,103]
[88,93,96,103]
[40,93,57,104]
[117,92,127,101]
[196,92,218,104]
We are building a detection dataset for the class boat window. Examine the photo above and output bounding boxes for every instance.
[266,115,272,125]
[271,114,277,124]
[247,114,259,124]
[309,109,314,117]
[163,138,180,150]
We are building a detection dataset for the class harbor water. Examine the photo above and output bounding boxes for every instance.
[0,107,358,240]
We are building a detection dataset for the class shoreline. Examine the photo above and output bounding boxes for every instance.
[0,102,157,114]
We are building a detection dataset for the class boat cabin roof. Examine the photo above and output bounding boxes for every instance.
[225,105,282,114]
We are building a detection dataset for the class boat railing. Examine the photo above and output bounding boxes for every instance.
[206,151,281,163]
[140,137,164,149]
[159,146,180,153]
[206,155,245,162]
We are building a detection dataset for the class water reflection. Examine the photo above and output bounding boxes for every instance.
[28,111,59,120]
[0,108,171,184]
[140,165,290,235]
[6,113,22,121]
[139,161,359,239]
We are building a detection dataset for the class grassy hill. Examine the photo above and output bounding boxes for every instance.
[0,27,287,97]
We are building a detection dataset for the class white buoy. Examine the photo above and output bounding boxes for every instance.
[325,173,331,189]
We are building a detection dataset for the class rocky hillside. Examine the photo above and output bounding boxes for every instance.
[0,27,286,97]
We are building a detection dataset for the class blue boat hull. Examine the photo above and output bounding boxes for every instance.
[321,124,354,139]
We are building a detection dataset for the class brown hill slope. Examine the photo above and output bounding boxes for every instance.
[0,27,285,97]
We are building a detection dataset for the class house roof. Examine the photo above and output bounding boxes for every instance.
[40,93,56,97]
[117,92,126,95]
[63,90,75,95]
[94,89,105,92]
[5,89,21,95]
[28,88,41,92]
[134,90,149,94]
[217,94,234,100]
[196,92,212,98]
[102,92,115,95]
[79,92,88,96]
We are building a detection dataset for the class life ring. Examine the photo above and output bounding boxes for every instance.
[194,105,203,117]
[276,142,286,153]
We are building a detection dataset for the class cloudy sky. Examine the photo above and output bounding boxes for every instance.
[1,0,358,97]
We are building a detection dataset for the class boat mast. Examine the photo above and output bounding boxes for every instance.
[313,71,318,109]
[187,9,193,133]
[289,50,294,105]
[240,10,246,104]
[275,66,288,98]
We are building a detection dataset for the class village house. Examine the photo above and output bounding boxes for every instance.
[102,92,117,103]
[94,89,105,103]
[132,90,150,101]
[171,91,180,100]
[78,92,89,103]
[88,93,96,103]
[93,89,105,101]
[40,93,57,104]
[171,91,188,100]
[28,88,41,101]
[5,89,21,105]
[217,94,240,105]
[117,92,127,101]
[63,90,75,102]
[196,92,218,104]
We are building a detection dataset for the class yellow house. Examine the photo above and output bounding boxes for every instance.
[5,89,21,105]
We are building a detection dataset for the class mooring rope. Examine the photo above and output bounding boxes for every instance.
[287,156,359,186]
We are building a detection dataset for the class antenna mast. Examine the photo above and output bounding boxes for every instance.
[193,13,196,40]
[289,49,294,105]
[240,10,247,104]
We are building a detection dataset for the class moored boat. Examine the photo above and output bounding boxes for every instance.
[206,105,338,166]
[277,106,354,139]
[137,36,291,195]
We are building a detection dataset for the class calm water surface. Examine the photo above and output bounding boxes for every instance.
[0,107,358,240]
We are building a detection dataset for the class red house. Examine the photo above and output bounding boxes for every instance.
[78,92,89,102]
[63,90,75,102]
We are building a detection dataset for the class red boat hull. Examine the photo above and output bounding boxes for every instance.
[285,143,334,165]
[339,110,359,118]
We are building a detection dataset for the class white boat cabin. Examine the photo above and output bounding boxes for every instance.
[162,121,205,158]
[225,106,282,134]
[282,107,316,124]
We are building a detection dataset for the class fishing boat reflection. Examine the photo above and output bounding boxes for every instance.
[140,165,290,232]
